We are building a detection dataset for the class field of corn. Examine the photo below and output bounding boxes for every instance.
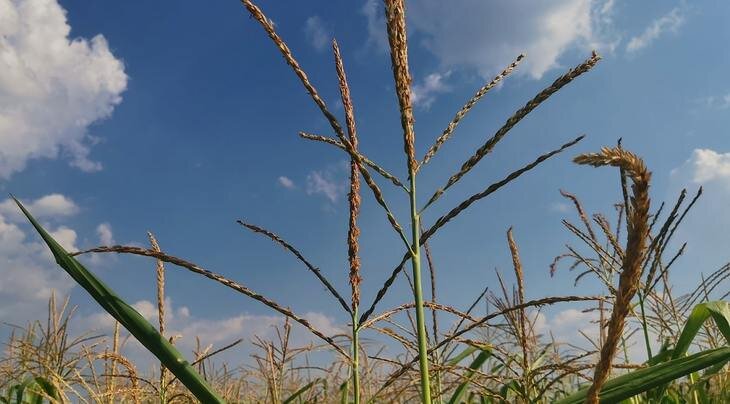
[2,1,729,403]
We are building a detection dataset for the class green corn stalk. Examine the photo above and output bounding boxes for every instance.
[408,173,432,404]
[339,380,349,404]
[13,198,225,403]
[352,309,361,404]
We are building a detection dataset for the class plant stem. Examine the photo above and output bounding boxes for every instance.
[638,294,653,361]
[409,175,433,404]
[432,350,443,404]
[352,310,360,404]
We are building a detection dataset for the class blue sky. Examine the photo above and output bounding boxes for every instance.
[2,0,730,364]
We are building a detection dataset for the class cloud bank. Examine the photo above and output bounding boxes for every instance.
[0,0,128,178]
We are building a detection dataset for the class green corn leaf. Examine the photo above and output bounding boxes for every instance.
[283,379,324,404]
[13,198,225,404]
[32,377,58,403]
[447,347,492,404]
[445,345,480,367]
[339,381,349,404]
[673,301,730,361]
[499,380,520,401]
[652,301,730,399]
[556,346,730,404]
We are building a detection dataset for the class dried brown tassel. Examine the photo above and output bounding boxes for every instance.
[333,39,362,310]
[507,227,530,388]
[147,232,168,396]
[384,0,417,175]
[575,147,651,404]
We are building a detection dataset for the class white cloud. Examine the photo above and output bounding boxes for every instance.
[306,164,347,203]
[77,298,342,367]
[668,148,730,278]
[550,201,571,213]
[278,175,296,189]
[626,7,685,53]
[306,172,340,202]
[699,93,730,110]
[0,0,128,178]
[96,222,114,245]
[0,193,78,221]
[535,308,599,344]
[361,0,388,52]
[304,16,329,52]
[412,71,451,109]
[363,0,617,80]
[0,213,77,324]
[673,149,730,187]
[49,225,78,251]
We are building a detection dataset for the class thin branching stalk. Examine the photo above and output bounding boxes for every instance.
[358,135,585,333]
[72,246,349,360]
[419,54,525,169]
[237,221,351,315]
[241,0,411,251]
[298,132,406,190]
[372,295,605,400]
[422,53,600,211]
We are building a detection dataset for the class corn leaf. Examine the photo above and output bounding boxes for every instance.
[14,198,225,404]
[283,379,324,404]
[651,301,730,399]
[556,346,730,404]
[447,347,492,404]
[445,345,480,367]
[673,301,730,361]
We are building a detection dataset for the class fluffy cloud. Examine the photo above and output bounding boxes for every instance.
[363,0,617,80]
[304,16,329,52]
[306,163,348,203]
[361,0,388,52]
[699,93,730,110]
[626,7,685,53]
[674,149,730,187]
[535,308,599,345]
[278,175,296,189]
[669,148,730,274]
[78,298,343,367]
[96,222,114,245]
[0,0,127,178]
[0,193,78,221]
[412,72,451,109]
[0,211,77,324]
[306,172,342,202]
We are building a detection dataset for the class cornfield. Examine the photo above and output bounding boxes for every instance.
[2,1,729,403]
